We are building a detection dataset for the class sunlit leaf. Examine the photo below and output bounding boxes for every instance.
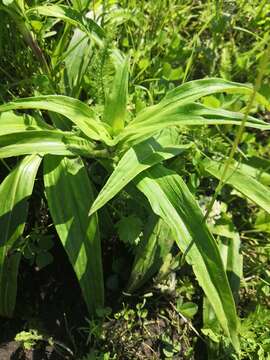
[0,130,102,158]
[0,96,112,143]
[135,164,239,350]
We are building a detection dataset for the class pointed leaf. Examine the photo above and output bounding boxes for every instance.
[0,95,112,143]
[134,165,239,350]
[90,138,191,215]
[119,102,269,146]
[161,78,269,108]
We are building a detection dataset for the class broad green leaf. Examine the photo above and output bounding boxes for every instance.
[161,78,270,108]
[202,158,270,214]
[90,138,191,215]
[0,111,51,136]
[27,5,105,40]
[134,165,239,350]
[0,130,104,158]
[116,215,142,244]
[127,215,174,292]
[104,52,129,134]
[0,95,112,143]
[118,102,269,146]
[0,155,42,316]
[44,156,104,314]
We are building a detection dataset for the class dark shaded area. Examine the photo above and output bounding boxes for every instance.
[0,235,87,359]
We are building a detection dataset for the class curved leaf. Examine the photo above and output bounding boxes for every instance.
[0,130,105,158]
[161,78,269,108]
[44,156,104,314]
[118,102,269,146]
[0,95,112,143]
[134,164,239,351]
[0,155,42,316]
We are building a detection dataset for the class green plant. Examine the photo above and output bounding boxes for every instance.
[1,1,270,355]
[1,67,270,352]
[15,329,45,350]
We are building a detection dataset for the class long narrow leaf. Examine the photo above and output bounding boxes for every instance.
[240,156,270,186]
[0,96,112,143]
[134,164,239,350]
[44,156,104,314]
[118,102,269,146]
[161,78,269,108]
[0,130,104,158]
[0,155,42,316]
